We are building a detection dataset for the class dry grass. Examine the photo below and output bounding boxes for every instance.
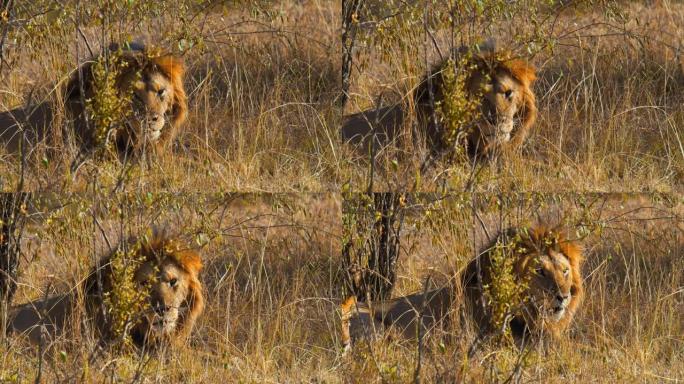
[0,1,683,383]
[345,2,684,193]
[1,193,345,382]
[0,193,681,382]
[342,193,683,382]
[0,194,684,383]
[0,1,343,192]
[1,3,681,193]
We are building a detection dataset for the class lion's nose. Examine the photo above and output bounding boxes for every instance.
[556,294,569,303]
[153,304,169,315]
[150,114,161,123]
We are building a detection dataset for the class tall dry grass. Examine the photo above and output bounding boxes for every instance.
[0,195,681,382]
[0,1,341,192]
[0,1,682,383]
[1,193,346,382]
[341,193,683,382]
[344,2,684,192]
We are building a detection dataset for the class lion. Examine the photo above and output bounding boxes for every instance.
[340,224,583,353]
[340,41,537,161]
[65,43,188,156]
[340,287,454,354]
[0,43,187,158]
[8,231,204,349]
[0,102,54,155]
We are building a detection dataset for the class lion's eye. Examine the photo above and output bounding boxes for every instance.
[503,89,513,99]
[168,278,178,288]
[563,269,570,277]
[536,267,545,277]
[157,88,166,98]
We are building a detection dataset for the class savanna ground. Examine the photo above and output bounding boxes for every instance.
[0,0,682,383]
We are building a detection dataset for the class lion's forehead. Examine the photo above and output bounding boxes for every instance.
[475,71,522,113]
[540,251,571,269]
[534,252,573,290]
[131,72,174,101]
[159,262,184,280]
[491,72,518,92]
[142,72,173,91]
[550,250,571,269]
[134,259,184,282]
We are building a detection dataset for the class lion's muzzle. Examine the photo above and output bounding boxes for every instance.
[550,293,571,321]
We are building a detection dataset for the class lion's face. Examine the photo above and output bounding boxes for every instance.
[8,234,204,349]
[464,226,584,342]
[84,235,205,348]
[506,227,584,339]
[66,49,188,155]
[469,69,527,145]
[526,250,575,322]
[128,71,176,144]
[133,258,194,339]
[413,47,537,159]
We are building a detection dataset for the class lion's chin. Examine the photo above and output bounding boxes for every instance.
[481,123,514,144]
[150,318,177,336]
[146,128,163,142]
[549,306,566,321]
[494,122,514,142]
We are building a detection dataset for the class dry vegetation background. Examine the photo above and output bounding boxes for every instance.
[345,2,684,192]
[0,1,340,192]
[2,193,345,382]
[0,1,682,192]
[0,0,682,383]
[342,193,683,382]
[0,193,680,382]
